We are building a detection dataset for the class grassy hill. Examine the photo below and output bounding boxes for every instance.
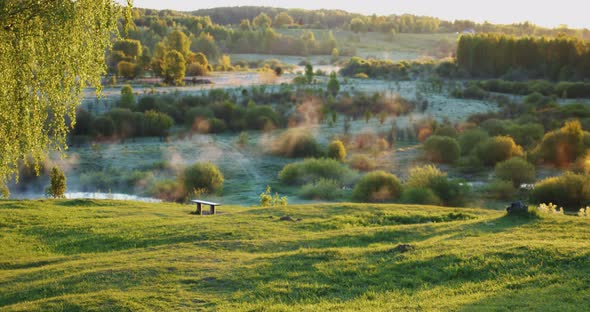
[1,200,589,311]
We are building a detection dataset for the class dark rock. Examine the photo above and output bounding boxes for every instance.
[279,216,296,222]
[506,201,528,214]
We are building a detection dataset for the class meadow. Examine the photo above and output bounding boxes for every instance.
[1,200,589,311]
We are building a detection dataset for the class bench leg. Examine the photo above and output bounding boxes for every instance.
[210,205,216,215]
[196,203,202,215]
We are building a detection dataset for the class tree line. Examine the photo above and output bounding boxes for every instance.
[457,34,590,80]
[190,6,590,39]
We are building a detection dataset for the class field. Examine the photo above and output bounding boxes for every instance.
[275,30,458,61]
[1,200,589,311]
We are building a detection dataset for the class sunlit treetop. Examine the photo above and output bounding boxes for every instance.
[0,0,126,196]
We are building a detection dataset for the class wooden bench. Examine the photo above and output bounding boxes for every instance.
[191,199,221,215]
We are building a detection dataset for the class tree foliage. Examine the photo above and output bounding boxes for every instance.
[46,167,67,199]
[0,0,120,196]
[162,50,186,85]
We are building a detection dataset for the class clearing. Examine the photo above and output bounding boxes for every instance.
[1,200,589,311]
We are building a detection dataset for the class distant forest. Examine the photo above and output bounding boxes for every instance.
[190,6,590,38]
[109,6,590,82]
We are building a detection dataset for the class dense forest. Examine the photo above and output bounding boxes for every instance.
[457,34,590,80]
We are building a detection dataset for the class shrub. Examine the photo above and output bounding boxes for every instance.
[327,139,347,162]
[481,119,511,136]
[475,136,523,166]
[119,84,135,109]
[401,187,441,205]
[46,167,66,198]
[245,105,281,130]
[272,129,323,158]
[506,123,544,148]
[530,172,590,210]
[137,96,158,112]
[349,155,376,172]
[532,120,586,167]
[485,180,518,200]
[143,110,173,137]
[92,116,115,137]
[380,162,466,206]
[352,171,402,202]
[299,179,343,200]
[495,157,536,187]
[279,158,357,185]
[186,107,215,128]
[460,84,487,99]
[458,129,489,155]
[182,162,224,195]
[427,176,470,207]
[433,126,458,138]
[150,179,185,202]
[207,118,228,133]
[406,165,446,188]
[423,135,461,164]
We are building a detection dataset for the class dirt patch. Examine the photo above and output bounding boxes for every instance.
[391,244,415,253]
[279,216,302,222]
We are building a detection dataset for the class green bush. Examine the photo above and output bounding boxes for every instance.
[349,155,376,172]
[352,171,402,202]
[182,162,224,195]
[150,179,185,202]
[458,129,489,155]
[279,158,357,186]
[207,118,228,133]
[185,107,214,127]
[475,136,523,166]
[143,110,173,137]
[406,165,446,188]
[119,85,135,109]
[327,139,347,161]
[505,123,545,149]
[272,130,324,158]
[92,116,115,137]
[530,172,590,210]
[299,179,343,200]
[485,180,518,200]
[423,135,461,164]
[532,120,586,167]
[495,157,536,187]
[433,126,458,138]
[46,167,67,199]
[428,176,470,207]
[481,119,510,136]
[401,187,441,205]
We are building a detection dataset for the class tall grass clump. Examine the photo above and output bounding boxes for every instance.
[279,158,357,185]
[349,155,376,172]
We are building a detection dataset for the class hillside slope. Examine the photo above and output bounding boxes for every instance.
[1,200,589,311]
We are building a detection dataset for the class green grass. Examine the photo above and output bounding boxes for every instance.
[1,200,589,311]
